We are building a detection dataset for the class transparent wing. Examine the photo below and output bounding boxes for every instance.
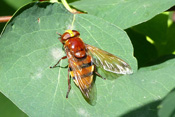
[86,44,133,79]
[65,47,96,105]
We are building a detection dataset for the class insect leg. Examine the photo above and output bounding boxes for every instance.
[66,68,71,98]
[94,65,106,80]
[56,32,64,44]
[50,56,67,68]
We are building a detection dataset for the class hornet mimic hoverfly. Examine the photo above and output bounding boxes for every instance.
[50,30,133,105]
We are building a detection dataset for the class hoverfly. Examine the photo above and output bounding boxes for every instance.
[50,30,133,105]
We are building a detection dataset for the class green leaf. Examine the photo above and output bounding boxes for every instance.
[0,2,136,116]
[0,92,27,117]
[121,59,175,117]
[0,0,33,36]
[1,2,175,117]
[70,0,175,29]
[158,88,175,117]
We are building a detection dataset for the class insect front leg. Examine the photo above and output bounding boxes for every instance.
[66,68,71,98]
[94,65,106,80]
[50,56,67,68]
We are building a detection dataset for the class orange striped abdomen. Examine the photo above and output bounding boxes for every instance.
[69,55,94,90]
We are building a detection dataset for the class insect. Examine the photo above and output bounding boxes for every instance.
[50,30,133,105]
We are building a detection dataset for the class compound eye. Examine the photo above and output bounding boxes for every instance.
[72,30,80,37]
[61,32,71,40]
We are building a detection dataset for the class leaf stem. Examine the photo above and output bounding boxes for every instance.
[50,0,58,2]
[61,0,79,14]
[70,14,76,29]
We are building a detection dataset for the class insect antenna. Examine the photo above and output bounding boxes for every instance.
[56,32,62,37]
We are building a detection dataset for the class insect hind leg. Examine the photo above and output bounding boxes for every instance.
[66,69,71,98]
[50,56,67,68]
[94,65,106,80]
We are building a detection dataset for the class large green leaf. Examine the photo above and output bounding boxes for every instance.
[70,0,175,29]
[0,2,136,116]
[158,88,175,117]
[121,59,175,117]
[0,92,27,117]
[0,1,34,116]
[1,2,175,117]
